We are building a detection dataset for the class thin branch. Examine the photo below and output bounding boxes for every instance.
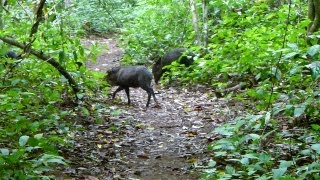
[0,36,80,95]
[30,0,45,38]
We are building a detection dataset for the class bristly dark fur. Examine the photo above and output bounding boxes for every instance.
[106,66,157,107]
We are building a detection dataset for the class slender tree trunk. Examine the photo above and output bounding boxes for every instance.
[308,0,320,35]
[202,0,208,48]
[189,0,200,45]
[0,0,4,30]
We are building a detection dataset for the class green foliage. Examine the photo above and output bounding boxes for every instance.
[0,1,108,178]
[202,113,320,179]
[70,0,136,34]
[190,1,320,179]
[120,0,194,65]
[182,2,306,84]
[1,0,319,179]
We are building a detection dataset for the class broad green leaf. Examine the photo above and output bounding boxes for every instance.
[0,148,9,155]
[19,135,29,147]
[248,115,264,123]
[76,93,85,100]
[38,154,67,166]
[287,43,299,51]
[289,66,302,75]
[306,61,320,80]
[34,133,43,139]
[58,51,65,63]
[272,67,282,81]
[240,157,249,165]
[283,52,299,59]
[259,153,271,163]
[11,79,20,86]
[243,153,259,159]
[208,159,216,167]
[272,167,287,179]
[311,144,320,154]
[264,111,271,125]
[279,160,293,168]
[81,107,90,116]
[73,50,78,61]
[285,105,293,111]
[301,149,311,155]
[214,126,234,136]
[248,167,257,176]
[311,124,320,131]
[294,105,306,118]
[307,44,320,56]
[214,151,227,156]
[46,158,67,165]
[225,165,235,175]
[246,134,260,141]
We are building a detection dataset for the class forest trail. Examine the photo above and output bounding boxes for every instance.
[65,35,241,179]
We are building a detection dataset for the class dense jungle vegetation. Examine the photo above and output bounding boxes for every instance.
[0,0,319,179]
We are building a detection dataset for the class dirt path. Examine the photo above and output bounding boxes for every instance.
[63,35,239,179]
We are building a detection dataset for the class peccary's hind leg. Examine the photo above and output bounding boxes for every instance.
[150,88,157,104]
[142,87,157,107]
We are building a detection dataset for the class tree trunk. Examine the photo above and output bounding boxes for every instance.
[0,0,4,30]
[308,0,320,35]
[189,0,200,45]
[202,0,208,48]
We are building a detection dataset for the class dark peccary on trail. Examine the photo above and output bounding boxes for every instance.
[106,66,157,107]
[152,48,195,84]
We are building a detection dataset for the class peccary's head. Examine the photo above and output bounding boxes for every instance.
[152,58,162,84]
[106,66,121,86]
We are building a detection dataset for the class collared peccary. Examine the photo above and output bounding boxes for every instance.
[152,48,195,84]
[6,50,19,59]
[4,50,21,60]
[106,66,157,107]
[2,50,21,67]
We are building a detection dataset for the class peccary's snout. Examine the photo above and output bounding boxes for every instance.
[106,66,157,107]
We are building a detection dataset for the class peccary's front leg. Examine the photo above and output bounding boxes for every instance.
[113,86,124,99]
[124,87,130,105]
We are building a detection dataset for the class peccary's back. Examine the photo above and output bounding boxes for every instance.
[116,66,152,88]
[152,48,195,84]
[162,48,194,67]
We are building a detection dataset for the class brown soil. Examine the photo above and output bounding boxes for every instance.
[61,35,241,179]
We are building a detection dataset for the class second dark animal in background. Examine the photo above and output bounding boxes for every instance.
[152,48,195,84]
[106,66,157,107]
[5,50,21,59]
